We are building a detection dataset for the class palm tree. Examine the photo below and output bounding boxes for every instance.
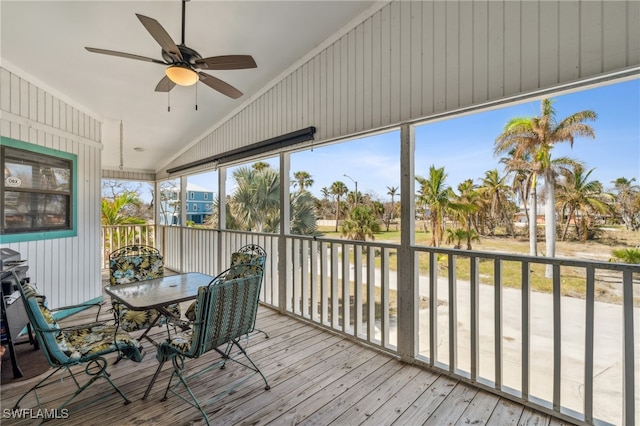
[101,192,147,249]
[449,179,482,233]
[495,98,597,276]
[612,177,640,231]
[416,166,454,247]
[320,186,330,200]
[224,165,318,235]
[341,205,380,241]
[556,164,613,241]
[610,247,640,264]
[101,192,146,226]
[450,179,484,249]
[292,171,314,192]
[480,169,516,237]
[230,165,279,232]
[330,181,348,232]
[385,186,399,231]
[445,227,465,249]
[500,149,537,253]
[290,190,319,236]
[445,227,480,250]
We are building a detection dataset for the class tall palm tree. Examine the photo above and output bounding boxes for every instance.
[415,166,454,247]
[452,180,479,228]
[495,98,597,276]
[500,149,537,253]
[292,171,314,192]
[320,186,330,200]
[480,169,516,237]
[330,181,348,232]
[385,186,399,231]
[556,164,613,241]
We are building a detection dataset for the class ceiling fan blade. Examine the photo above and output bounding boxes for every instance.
[85,47,167,65]
[194,55,257,70]
[155,75,176,92]
[136,14,183,61]
[198,72,243,99]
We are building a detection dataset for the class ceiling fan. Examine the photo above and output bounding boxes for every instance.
[85,0,256,99]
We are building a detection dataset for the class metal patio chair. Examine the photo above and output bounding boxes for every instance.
[146,264,270,424]
[11,275,144,417]
[184,244,268,339]
[109,245,181,334]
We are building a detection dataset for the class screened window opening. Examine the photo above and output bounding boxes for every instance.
[2,146,73,234]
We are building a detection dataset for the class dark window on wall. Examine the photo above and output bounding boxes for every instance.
[1,142,75,238]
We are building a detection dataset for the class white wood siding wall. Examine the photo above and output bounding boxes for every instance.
[0,67,103,309]
[161,0,639,177]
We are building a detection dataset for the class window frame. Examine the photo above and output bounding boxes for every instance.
[1,137,77,242]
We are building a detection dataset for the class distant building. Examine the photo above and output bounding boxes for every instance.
[160,182,215,225]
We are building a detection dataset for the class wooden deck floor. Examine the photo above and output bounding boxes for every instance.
[1,299,572,425]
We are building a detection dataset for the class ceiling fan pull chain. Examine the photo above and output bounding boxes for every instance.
[195,83,198,110]
[168,92,171,112]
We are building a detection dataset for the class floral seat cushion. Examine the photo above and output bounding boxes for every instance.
[113,303,181,333]
[22,284,144,363]
[158,328,195,358]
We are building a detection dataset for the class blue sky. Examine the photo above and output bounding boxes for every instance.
[187,78,639,202]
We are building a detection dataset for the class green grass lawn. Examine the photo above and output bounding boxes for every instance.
[315,224,638,304]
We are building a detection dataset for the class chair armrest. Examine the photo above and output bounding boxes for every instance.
[31,320,112,334]
[50,302,104,322]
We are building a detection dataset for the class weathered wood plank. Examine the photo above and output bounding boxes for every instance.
[0,292,561,426]
[519,406,552,425]
[454,388,501,426]
[213,338,373,425]
[388,374,459,425]
[486,397,526,426]
[300,358,405,425]
[423,382,479,425]
[331,364,430,425]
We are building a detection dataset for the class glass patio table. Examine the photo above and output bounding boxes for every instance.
[104,272,214,345]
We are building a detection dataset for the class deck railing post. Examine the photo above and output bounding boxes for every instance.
[397,123,416,361]
[622,269,635,426]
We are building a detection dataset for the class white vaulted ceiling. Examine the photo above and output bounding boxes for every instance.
[1,0,376,173]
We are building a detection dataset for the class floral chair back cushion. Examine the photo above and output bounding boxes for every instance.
[109,245,164,286]
[108,245,179,332]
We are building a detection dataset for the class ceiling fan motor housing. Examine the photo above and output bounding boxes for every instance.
[162,44,202,67]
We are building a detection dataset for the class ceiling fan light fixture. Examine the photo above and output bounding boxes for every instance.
[165,64,198,86]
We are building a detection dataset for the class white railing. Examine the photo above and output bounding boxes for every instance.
[101,224,156,268]
[106,224,638,425]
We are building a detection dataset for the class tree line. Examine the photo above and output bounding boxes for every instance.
[101,98,639,263]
